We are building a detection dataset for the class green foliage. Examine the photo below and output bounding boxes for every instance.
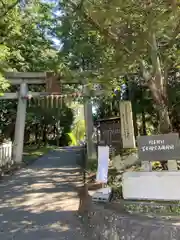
[0,0,69,145]
[0,74,10,95]
[58,0,180,79]
[0,44,10,94]
[86,159,98,172]
[0,0,59,74]
[1,0,180,145]
[25,101,74,145]
[67,119,86,146]
[57,0,180,133]
[72,119,85,142]
[67,132,77,146]
[23,145,55,164]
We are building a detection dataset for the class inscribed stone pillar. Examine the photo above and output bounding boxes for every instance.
[120,101,136,148]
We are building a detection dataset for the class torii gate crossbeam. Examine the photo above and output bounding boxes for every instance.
[2,72,97,164]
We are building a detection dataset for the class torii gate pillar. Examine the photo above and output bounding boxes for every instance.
[13,82,28,163]
[3,72,48,164]
[83,84,96,160]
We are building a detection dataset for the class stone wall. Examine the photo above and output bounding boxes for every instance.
[113,152,140,171]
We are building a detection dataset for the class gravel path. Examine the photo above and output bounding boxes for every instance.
[0,148,87,240]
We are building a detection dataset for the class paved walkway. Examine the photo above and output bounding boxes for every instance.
[0,148,87,240]
[2,148,180,240]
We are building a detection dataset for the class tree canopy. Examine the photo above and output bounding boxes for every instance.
[0,0,75,145]
[0,0,180,146]
[57,0,180,133]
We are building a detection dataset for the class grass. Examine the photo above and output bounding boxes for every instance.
[86,158,98,172]
[123,201,180,215]
[120,148,138,157]
[23,145,56,164]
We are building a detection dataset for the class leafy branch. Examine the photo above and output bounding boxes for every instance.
[67,0,131,55]
[0,0,20,19]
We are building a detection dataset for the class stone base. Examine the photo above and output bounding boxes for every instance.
[123,171,180,201]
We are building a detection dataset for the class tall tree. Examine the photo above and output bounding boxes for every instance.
[57,0,180,133]
[0,0,64,144]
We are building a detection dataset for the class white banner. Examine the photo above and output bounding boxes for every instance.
[96,146,109,183]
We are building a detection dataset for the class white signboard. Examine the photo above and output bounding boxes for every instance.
[120,101,136,148]
[96,146,109,183]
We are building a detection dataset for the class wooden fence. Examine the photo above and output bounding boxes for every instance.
[0,141,13,168]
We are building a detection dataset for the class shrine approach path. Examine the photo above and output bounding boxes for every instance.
[0,147,87,240]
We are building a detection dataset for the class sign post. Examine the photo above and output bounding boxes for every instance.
[137,133,180,171]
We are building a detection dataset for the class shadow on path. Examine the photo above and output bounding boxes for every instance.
[0,148,86,240]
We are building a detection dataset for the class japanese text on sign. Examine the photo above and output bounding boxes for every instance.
[142,139,175,152]
[142,144,175,152]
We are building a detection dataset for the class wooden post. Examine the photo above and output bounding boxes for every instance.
[13,82,28,163]
[141,161,152,171]
[167,160,178,171]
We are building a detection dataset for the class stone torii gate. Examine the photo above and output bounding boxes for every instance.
[2,72,136,164]
[1,72,52,163]
[1,72,95,164]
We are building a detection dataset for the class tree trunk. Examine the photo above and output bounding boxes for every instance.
[128,81,138,137]
[34,124,38,144]
[53,125,56,138]
[141,109,147,135]
[133,111,138,137]
[42,126,47,145]
[146,27,171,170]
[56,125,60,146]
[156,103,171,134]
[148,79,172,133]
[147,30,172,134]
[142,0,172,134]
[24,130,30,144]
